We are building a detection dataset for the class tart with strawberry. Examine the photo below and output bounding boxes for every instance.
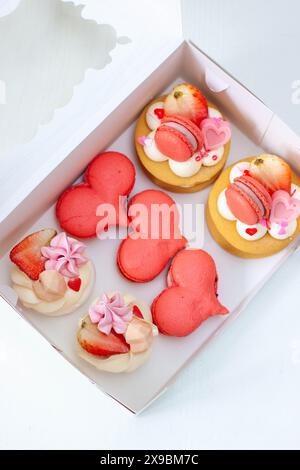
[10,230,95,315]
[207,155,300,258]
[77,292,158,373]
[135,83,231,193]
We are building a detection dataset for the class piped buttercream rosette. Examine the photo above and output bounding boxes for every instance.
[10,230,94,316]
[77,292,158,373]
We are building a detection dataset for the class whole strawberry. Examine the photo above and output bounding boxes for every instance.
[164,83,208,126]
[249,154,292,194]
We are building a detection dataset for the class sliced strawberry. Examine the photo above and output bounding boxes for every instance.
[132,305,143,319]
[78,316,130,356]
[249,155,292,194]
[164,83,208,126]
[10,229,57,281]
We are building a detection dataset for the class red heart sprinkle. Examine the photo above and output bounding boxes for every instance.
[68,277,81,292]
[243,169,250,176]
[154,108,164,120]
[132,305,143,319]
[246,228,258,236]
[212,154,218,161]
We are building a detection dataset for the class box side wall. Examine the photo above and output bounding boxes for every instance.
[183,41,300,175]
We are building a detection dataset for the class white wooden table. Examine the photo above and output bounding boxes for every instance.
[1,0,300,450]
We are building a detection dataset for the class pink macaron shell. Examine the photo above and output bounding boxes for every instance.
[225,184,261,225]
[237,175,272,219]
[152,288,199,336]
[154,114,203,163]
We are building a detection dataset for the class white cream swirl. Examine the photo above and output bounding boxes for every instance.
[217,189,236,221]
[236,221,267,241]
[11,260,94,316]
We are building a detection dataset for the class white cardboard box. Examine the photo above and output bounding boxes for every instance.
[1,0,300,413]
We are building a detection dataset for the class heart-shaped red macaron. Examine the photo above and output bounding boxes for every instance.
[152,249,228,337]
[56,152,136,238]
[117,190,187,282]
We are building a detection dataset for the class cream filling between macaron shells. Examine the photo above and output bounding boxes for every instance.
[144,102,225,177]
[217,162,300,241]
[11,259,95,316]
[77,293,158,374]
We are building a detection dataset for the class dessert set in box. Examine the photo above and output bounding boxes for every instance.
[1,0,300,413]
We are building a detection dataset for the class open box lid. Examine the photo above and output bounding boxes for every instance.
[0,0,182,224]
[1,0,300,231]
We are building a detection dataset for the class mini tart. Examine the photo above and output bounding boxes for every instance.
[207,157,300,258]
[10,231,95,316]
[77,294,157,373]
[135,96,230,193]
[11,262,95,316]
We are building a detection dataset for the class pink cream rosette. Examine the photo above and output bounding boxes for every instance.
[89,293,133,335]
[41,232,87,278]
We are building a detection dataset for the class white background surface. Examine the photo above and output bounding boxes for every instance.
[1,0,300,450]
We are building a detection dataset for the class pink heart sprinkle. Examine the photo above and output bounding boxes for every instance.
[137,136,147,145]
[246,228,258,236]
[138,135,152,146]
[278,227,287,235]
[145,137,152,146]
[154,108,164,120]
[199,147,208,158]
[260,218,267,228]
[212,154,218,161]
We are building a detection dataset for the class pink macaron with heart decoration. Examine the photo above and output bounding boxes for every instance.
[225,175,272,225]
[154,114,204,162]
